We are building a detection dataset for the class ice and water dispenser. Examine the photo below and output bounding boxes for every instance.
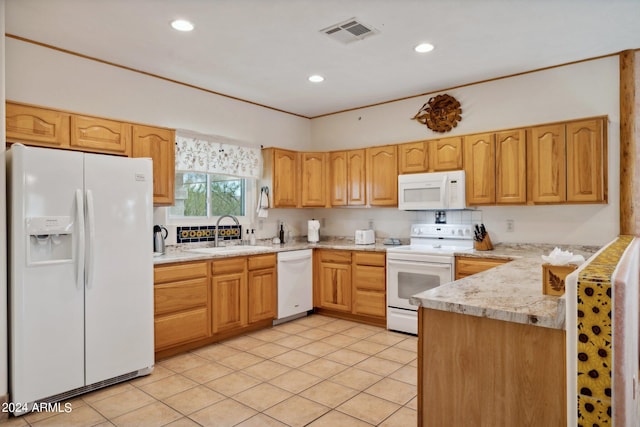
[26,216,74,265]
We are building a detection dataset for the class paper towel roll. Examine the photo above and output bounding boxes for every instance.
[308,219,320,243]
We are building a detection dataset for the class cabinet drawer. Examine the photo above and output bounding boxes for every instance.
[317,249,351,264]
[248,253,276,271]
[154,261,208,284]
[353,289,386,318]
[154,278,208,315]
[455,256,509,279]
[154,307,209,350]
[353,251,385,267]
[212,257,247,274]
[353,265,385,291]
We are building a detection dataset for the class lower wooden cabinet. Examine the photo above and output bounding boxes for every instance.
[316,250,352,312]
[455,256,510,280]
[247,254,278,323]
[211,257,247,333]
[352,252,386,318]
[154,254,277,358]
[314,249,386,325]
[154,261,210,352]
[419,309,566,426]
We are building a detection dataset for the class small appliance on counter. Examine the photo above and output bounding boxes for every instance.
[308,219,320,243]
[153,225,168,254]
[355,229,375,245]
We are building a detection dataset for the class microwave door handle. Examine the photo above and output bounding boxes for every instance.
[441,175,448,208]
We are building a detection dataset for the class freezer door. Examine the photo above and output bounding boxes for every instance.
[83,154,154,385]
[8,145,85,403]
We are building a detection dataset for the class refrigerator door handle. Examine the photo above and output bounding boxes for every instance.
[75,189,85,290]
[85,189,96,289]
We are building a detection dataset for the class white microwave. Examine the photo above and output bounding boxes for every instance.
[398,170,466,210]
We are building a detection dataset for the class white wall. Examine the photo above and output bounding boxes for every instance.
[311,57,620,246]
[6,37,314,244]
[5,37,621,246]
[0,0,8,405]
[5,38,311,151]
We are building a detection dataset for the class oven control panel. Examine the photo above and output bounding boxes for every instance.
[410,223,473,240]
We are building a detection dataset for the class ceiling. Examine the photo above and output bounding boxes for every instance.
[5,0,640,118]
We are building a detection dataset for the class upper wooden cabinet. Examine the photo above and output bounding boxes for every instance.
[527,123,567,204]
[431,137,463,171]
[262,148,298,208]
[566,119,606,203]
[528,118,607,204]
[300,152,329,207]
[495,129,527,204]
[263,148,329,208]
[398,141,428,174]
[397,137,462,174]
[6,102,70,148]
[329,149,366,207]
[366,145,397,206]
[464,133,495,205]
[132,125,175,206]
[71,115,131,156]
[6,101,178,206]
[330,151,348,206]
[347,149,367,206]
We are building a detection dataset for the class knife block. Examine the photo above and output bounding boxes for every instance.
[474,233,494,251]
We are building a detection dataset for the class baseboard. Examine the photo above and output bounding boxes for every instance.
[0,393,8,420]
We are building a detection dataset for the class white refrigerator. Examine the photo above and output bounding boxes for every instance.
[6,144,154,413]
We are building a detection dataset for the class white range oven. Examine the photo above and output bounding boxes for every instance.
[386,223,474,334]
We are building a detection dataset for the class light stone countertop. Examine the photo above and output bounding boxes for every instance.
[409,243,599,330]
[153,237,392,265]
[154,238,599,331]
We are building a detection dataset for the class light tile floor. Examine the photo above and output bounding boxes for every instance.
[2,315,417,427]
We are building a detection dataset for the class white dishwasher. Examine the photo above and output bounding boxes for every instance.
[276,249,313,322]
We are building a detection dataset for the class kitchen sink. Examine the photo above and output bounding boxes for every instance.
[186,245,273,255]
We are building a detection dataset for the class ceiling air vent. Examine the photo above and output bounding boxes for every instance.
[321,18,378,44]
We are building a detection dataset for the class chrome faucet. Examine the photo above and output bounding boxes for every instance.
[214,215,240,247]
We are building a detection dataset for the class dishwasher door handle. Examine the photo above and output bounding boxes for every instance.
[279,256,311,263]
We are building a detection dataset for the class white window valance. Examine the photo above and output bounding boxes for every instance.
[175,130,263,179]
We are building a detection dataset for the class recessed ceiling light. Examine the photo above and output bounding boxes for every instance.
[171,19,194,32]
[414,43,435,53]
[308,75,325,83]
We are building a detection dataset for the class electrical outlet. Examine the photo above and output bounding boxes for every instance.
[258,219,264,230]
[506,219,515,232]
[368,219,374,229]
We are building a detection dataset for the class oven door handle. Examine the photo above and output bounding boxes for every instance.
[388,260,452,269]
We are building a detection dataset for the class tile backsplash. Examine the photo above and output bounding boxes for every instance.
[176,225,242,244]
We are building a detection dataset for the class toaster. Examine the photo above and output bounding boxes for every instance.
[355,229,375,245]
